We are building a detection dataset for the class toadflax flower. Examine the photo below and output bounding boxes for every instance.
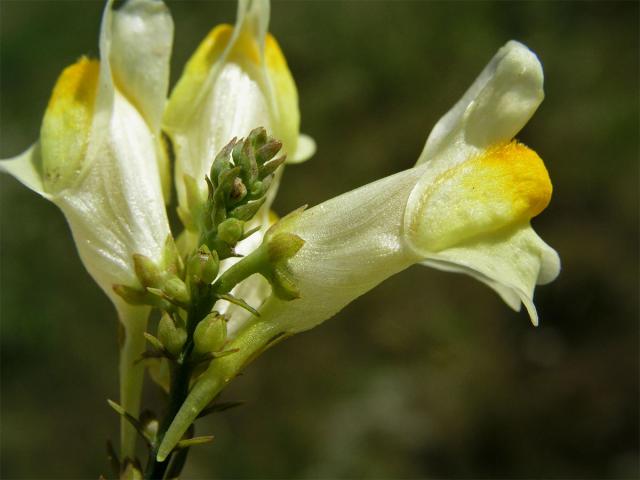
[163,0,314,235]
[260,40,561,333]
[0,0,173,458]
[156,40,561,460]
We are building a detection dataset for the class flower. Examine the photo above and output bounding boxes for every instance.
[163,0,315,235]
[0,0,174,458]
[261,41,560,332]
[156,40,560,459]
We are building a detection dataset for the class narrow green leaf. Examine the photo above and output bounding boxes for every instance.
[143,332,165,352]
[217,293,260,317]
[197,401,245,419]
[175,435,215,450]
[106,400,152,446]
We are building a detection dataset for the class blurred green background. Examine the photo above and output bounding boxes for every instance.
[1,0,638,478]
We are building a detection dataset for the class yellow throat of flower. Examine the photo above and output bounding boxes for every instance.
[40,56,99,194]
[407,141,552,252]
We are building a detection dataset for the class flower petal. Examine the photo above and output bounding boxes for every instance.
[423,224,560,326]
[58,91,170,293]
[423,258,524,310]
[263,32,301,158]
[289,133,316,164]
[256,166,426,334]
[104,0,173,132]
[101,0,173,201]
[416,41,544,171]
[165,0,303,211]
[405,141,552,253]
[0,143,50,199]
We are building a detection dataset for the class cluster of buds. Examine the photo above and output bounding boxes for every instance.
[113,236,189,310]
[179,127,287,260]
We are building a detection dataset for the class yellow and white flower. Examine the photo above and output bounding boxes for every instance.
[258,40,559,333]
[163,0,315,233]
[156,41,560,459]
[0,0,174,458]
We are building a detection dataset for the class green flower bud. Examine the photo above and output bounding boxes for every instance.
[257,225,306,300]
[112,284,148,305]
[157,313,187,356]
[229,177,248,204]
[255,140,282,165]
[210,138,236,187]
[232,140,258,185]
[259,155,286,179]
[247,126,268,149]
[217,218,244,246]
[161,235,184,276]
[161,276,190,305]
[230,197,266,221]
[193,313,227,355]
[187,245,219,287]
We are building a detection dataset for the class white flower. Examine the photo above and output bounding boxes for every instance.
[156,40,561,461]
[0,0,174,458]
[260,41,559,332]
[164,0,314,338]
[163,0,315,234]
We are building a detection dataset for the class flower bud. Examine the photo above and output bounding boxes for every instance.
[217,218,244,246]
[187,245,220,287]
[157,313,187,356]
[161,276,190,305]
[193,313,227,355]
[161,235,184,276]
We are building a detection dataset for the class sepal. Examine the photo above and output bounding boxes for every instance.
[157,313,187,357]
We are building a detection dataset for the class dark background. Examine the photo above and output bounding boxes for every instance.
[1,1,638,478]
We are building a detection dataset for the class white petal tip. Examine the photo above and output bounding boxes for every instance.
[1,143,50,199]
[538,245,561,285]
[521,296,539,327]
[463,41,544,147]
[288,133,316,164]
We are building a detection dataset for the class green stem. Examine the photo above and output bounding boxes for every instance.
[213,245,267,295]
[155,319,281,461]
[142,249,270,478]
[143,298,213,479]
[117,304,150,462]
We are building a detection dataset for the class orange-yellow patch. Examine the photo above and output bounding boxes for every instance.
[46,56,99,115]
[188,24,234,75]
[407,141,552,252]
[41,57,99,194]
[463,141,552,221]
